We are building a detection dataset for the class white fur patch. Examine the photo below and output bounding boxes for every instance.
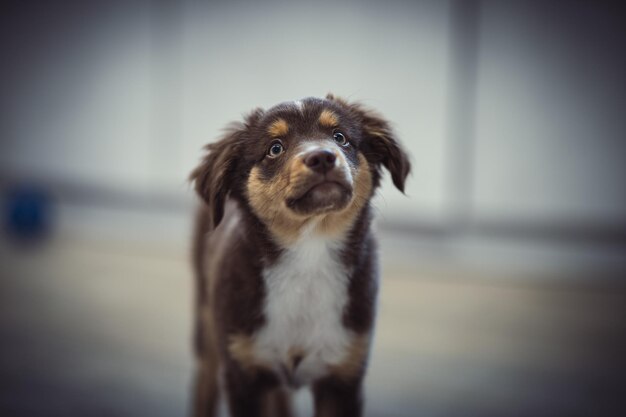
[253,229,353,386]
[293,100,304,113]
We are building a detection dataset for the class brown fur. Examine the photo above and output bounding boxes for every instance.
[328,333,371,381]
[228,333,270,372]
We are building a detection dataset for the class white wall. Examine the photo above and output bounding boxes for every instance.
[473,2,626,224]
[2,0,625,229]
[1,0,452,221]
[0,1,156,190]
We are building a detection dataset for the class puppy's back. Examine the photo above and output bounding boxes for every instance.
[192,199,242,320]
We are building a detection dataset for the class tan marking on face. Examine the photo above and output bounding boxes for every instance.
[247,163,310,245]
[228,333,269,372]
[318,109,339,128]
[267,118,289,137]
[316,153,373,237]
[328,333,371,380]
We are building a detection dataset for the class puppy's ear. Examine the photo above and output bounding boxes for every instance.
[190,108,263,228]
[360,108,411,193]
[327,94,411,193]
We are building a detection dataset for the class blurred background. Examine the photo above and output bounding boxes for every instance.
[1,0,625,416]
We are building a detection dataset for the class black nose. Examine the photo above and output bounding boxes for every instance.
[303,149,336,174]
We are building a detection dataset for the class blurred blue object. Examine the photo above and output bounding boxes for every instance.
[3,185,53,241]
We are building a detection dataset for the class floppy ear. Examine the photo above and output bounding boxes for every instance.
[190,109,263,228]
[327,93,411,193]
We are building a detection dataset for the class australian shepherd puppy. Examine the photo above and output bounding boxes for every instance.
[190,94,410,417]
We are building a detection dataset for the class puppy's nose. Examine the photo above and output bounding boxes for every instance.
[303,150,336,174]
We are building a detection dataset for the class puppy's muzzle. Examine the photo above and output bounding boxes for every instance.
[286,147,353,215]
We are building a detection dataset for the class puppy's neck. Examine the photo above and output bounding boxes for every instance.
[268,209,363,252]
[237,197,372,263]
[273,224,348,276]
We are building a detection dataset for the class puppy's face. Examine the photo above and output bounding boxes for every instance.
[192,95,410,243]
[247,101,366,220]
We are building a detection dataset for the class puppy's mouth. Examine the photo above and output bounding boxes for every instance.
[286,177,353,216]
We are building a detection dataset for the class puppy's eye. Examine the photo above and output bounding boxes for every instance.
[267,142,284,158]
[333,131,348,146]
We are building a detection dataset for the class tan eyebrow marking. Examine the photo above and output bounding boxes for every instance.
[267,118,289,137]
[318,109,339,127]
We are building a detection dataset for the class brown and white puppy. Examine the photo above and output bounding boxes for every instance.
[190,94,410,417]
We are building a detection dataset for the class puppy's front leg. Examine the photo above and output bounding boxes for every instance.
[224,364,276,417]
[313,375,364,417]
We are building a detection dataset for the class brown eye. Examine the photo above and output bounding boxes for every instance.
[333,131,348,146]
[268,142,284,157]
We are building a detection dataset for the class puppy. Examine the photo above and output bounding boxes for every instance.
[190,94,410,417]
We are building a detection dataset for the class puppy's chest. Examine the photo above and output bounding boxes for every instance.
[254,238,353,385]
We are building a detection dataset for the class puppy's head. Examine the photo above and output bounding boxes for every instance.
[191,94,410,243]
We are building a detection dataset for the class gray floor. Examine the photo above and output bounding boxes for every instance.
[1,235,625,417]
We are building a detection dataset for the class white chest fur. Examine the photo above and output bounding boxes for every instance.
[254,235,353,387]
